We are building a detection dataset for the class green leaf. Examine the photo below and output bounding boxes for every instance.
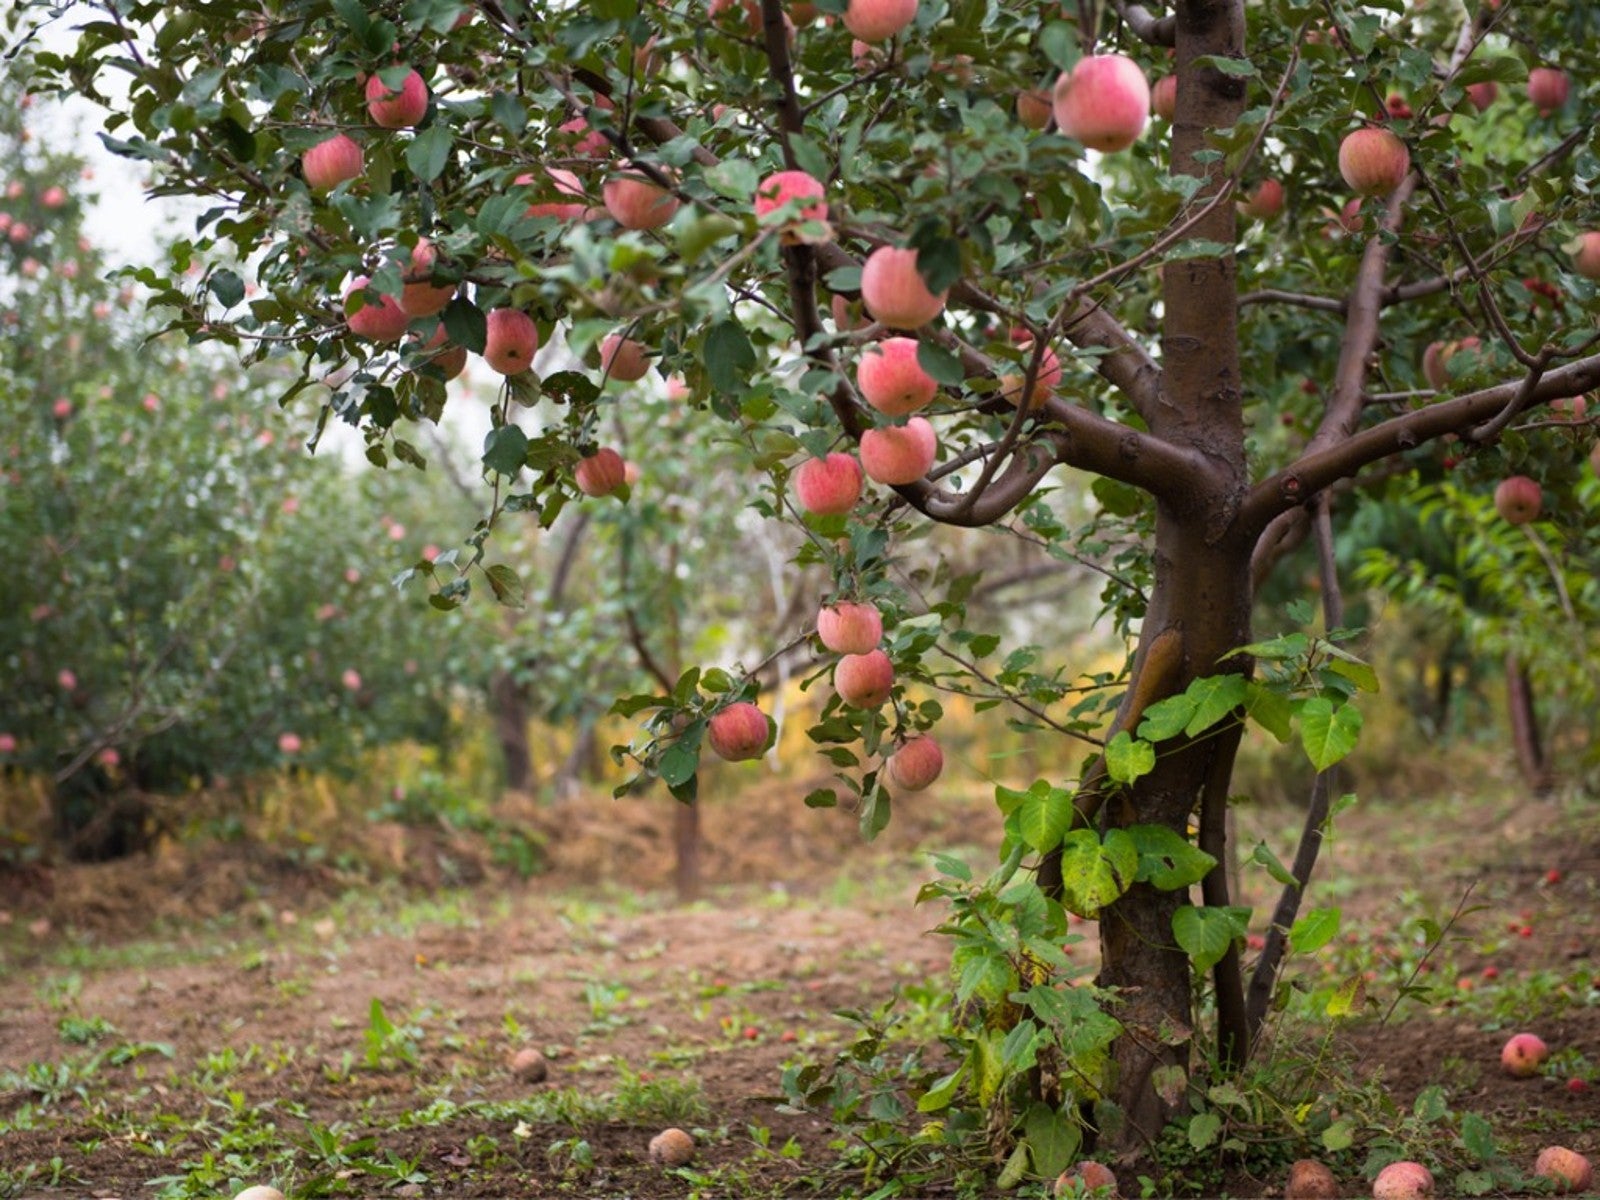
[1326,656,1380,694]
[1104,732,1155,785]
[1127,825,1216,891]
[483,564,526,608]
[704,320,756,394]
[1299,697,1362,771]
[1326,974,1365,1018]
[1057,829,1138,919]
[1023,1104,1082,1182]
[1244,682,1293,742]
[490,91,527,134]
[1249,841,1297,888]
[658,724,704,787]
[209,268,244,308]
[1414,1085,1448,1123]
[1137,693,1197,742]
[1191,53,1257,78]
[1000,780,1076,854]
[1188,1111,1222,1151]
[1460,1112,1495,1163]
[1288,908,1340,954]
[482,424,529,477]
[405,121,453,183]
[1183,674,1248,737]
[442,298,487,353]
[1320,1118,1355,1152]
[917,1066,964,1113]
[915,341,966,385]
[803,788,837,808]
[1172,905,1251,971]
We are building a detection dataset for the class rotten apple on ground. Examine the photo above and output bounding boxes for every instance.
[1500,1030,1549,1076]
[647,1127,696,1167]
[1053,1160,1118,1197]
[1372,1161,1433,1200]
[1535,1146,1594,1193]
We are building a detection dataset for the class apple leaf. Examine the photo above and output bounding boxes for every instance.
[481,424,529,477]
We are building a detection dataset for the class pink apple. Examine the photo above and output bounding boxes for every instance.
[1527,67,1569,117]
[885,737,943,791]
[600,333,651,382]
[860,246,949,329]
[856,338,937,415]
[575,448,627,497]
[1000,341,1063,409]
[0,733,16,754]
[1239,178,1285,220]
[1151,74,1176,122]
[303,133,363,192]
[1338,128,1409,196]
[40,185,66,208]
[835,649,894,707]
[754,170,828,242]
[519,168,590,221]
[1572,231,1600,280]
[832,294,868,331]
[842,0,917,42]
[400,238,456,317]
[343,275,410,341]
[707,701,770,761]
[1016,88,1052,130]
[278,732,303,755]
[365,66,428,129]
[1372,1161,1433,1200]
[52,398,72,419]
[559,114,611,158]
[1465,81,1498,112]
[1053,1161,1118,1198]
[860,417,937,484]
[57,669,77,691]
[483,308,539,375]
[419,328,468,380]
[1535,1147,1593,1194]
[603,172,680,230]
[1053,54,1150,153]
[1501,1031,1549,1076]
[794,453,864,514]
[96,747,120,767]
[817,601,883,654]
[1493,476,1542,525]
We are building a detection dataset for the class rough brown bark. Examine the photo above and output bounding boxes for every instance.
[1504,653,1552,793]
[489,669,535,793]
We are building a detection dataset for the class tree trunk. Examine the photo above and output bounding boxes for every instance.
[1504,653,1551,792]
[673,802,701,903]
[489,669,535,793]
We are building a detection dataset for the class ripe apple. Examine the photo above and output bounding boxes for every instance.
[835,649,894,707]
[1527,67,1569,117]
[754,169,828,242]
[817,601,883,654]
[794,452,863,514]
[365,66,428,129]
[1465,81,1498,112]
[1572,231,1600,280]
[600,333,651,382]
[860,416,937,484]
[417,328,468,380]
[706,702,771,762]
[1239,178,1285,220]
[832,293,868,331]
[860,246,948,329]
[1053,54,1150,153]
[1385,92,1413,120]
[1501,1031,1549,1076]
[1372,1161,1433,1200]
[857,338,937,415]
[1053,1161,1118,1197]
[278,732,303,755]
[1285,1159,1339,1199]
[303,133,363,192]
[1338,128,1409,196]
[575,448,627,497]
[885,737,943,791]
[399,238,456,317]
[0,733,16,754]
[1000,341,1062,409]
[483,308,539,375]
[1534,1147,1593,1194]
[1016,88,1052,130]
[841,0,917,42]
[510,1047,548,1082]
[604,172,680,230]
[559,115,610,158]
[233,1187,288,1200]
[648,1127,697,1167]
[1493,476,1542,525]
[520,167,590,221]
[1151,74,1176,122]
[344,276,410,341]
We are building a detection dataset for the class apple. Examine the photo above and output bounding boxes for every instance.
[1017,88,1052,130]
[648,1127,696,1167]
[817,601,883,654]
[835,649,894,707]
[706,701,771,761]
[1534,1147,1593,1194]
[1054,1161,1119,1197]
[575,448,627,497]
[885,737,943,791]
[600,333,651,382]
[1501,1031,1549,1076]
[365,66,428,129]
[860,416,937,484]
[1465,81,1498,112]
[233,1188,287,1200]
[603,171,681,230]
[1000,340,1062,409]
[520,167,590,221]
[40,185,66,208]
[1572,231,1600,280]
[1372,1161,1433,1200]
[559,114,610,158]
[1286,1160,1339,1199]
[1385,92,1413,120]
[1422,336,1481,390]
[1239,178,1285,220]
[344,276,410,341]
[857,337,937,415]
[303,133,363,192]
[278,732,303,755]
[1338,128,1409,196]
[861,246,949,329]
[842,0,917,42]
[1493,476,1542,525]
[1527,67,1569,117]
[1053,55,1150,153]
[1151,74,1176,122]
[399,238,456,317]
[483,308,539,375]
[754,169,829,242]
[418,328,468,380]
[510,1047,548,1082]
[794,452,863,514]
[0,733,16,754]
[832,293,868,331]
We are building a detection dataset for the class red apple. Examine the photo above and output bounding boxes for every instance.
[521,167,590,221]
[860,416,937,484]
[1534,1147,1593,1194]
[1151,74,1176,122]
[707,701,771,762]
[303,133,363,192]
[1338,127,1409,196]
[835,649,894,707]
[1239,178,1285,220]
[575,448,627,497]
[1384,92,1413,120]
[1372,1161,1433,1200]
[0,733,16,754]
[483,308,539,375]
[885,737,942,791]
[1501,1031,1549,1076]
[1052,54,1150,153]
[842,0,917,42]
[603,172,680,230]
[1285,1159,1339,1199]
[1465,81,1498,112]
[1000,341,1062,409]
[860,246,949,329]
[1016,88,1052,130]
[399,238,456,317]
[794,452,863,514]
[1493,476,1542,525]
[856,338,937,415]
[1054,1161,1119,1197]
[832,293,868,331]
[278,732,303,755]
[1572,231,1600,280]
[1527,67,1569,117]
[416,327,468,380]
[754,170,828,242]
[365,66,428,129]
[599,333,651,382]
[817,601,883,654]
[344,275,410,341]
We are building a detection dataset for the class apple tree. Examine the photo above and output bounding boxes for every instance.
[15,0,1600,1171]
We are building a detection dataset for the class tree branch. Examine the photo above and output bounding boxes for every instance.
[1109,0,1176,47]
